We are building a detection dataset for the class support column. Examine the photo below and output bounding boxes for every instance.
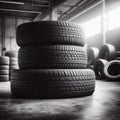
[49,0,58,20]
[1,17,5,56]
[101,0,106,45]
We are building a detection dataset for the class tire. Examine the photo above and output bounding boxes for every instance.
[87,65,94,70]
[16,21,85,47]
[10,58,18,66]
[104,60,120,80]
[10,65,19,70]
[5,51,18,58]
[115,57,120,60]
[11,69,95,98]
[87,47,99,65]
[10,62,18,66]
[10,58,18,61]
[0,56,9,65]
[0,65,9,70]
[114,51,120,60]
[0,75,9,82]
[93,59,108,80]
[98,44,116,61]
[0,70,9,75]
[18,45,87,69]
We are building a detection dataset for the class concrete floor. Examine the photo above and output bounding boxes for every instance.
[0,81,120,120]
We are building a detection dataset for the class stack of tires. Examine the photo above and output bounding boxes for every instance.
[11,21,96,98]
[5,51,19,80]
[0,56,9,82]
[90,44,120,81]
[87,47,99,70]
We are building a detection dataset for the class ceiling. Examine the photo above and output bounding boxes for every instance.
[0,0,67,19]
[0,0,101,20]
[57,0,102,21]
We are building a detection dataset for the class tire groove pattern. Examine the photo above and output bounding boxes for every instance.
[11,69,95,98]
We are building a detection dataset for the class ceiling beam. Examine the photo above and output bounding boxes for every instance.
[0,14,33,19]
[0,8,42,14]
[0,2,48,14]
[59,0,102,21]
[0,0,24,5]
[0,0,50,7]
[0,0,50,4]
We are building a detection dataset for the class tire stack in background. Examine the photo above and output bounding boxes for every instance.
[10,21,96,98]
[87,44,120,81]
[0,56,9,82]
[5,51,19,80]
[87,47,99,70]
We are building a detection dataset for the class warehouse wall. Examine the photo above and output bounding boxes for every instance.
[5,17,31,52]
[0,16,31,55]
[105,0,120,51]
[71,0,120,50]
[71,3,103,49]
[0,18,2,55]
[106,28,120,51]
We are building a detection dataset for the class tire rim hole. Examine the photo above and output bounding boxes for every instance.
[108,63,120,76]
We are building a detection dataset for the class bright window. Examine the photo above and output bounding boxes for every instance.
[81,16,101,39]
[106,8,120,31]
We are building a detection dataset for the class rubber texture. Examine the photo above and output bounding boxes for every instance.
[5,51,18,58]
[0,56,9,65]
[87,47,99,65]
[0,65,9,70]
[104,60,120,80]
[10,61,18,65]
[10,65,19,70]
[0,75,9,82]
[98,44,116,61]
[114,51,120,60]
[11,69,95,98]
[115,57,120,60]
[10,58,18,64]
[18,45,87,69]
[0,70,9,75]
[93,59,108,80]
[10,59,18,66]
[16,21,85,47]
[87,65,94,70]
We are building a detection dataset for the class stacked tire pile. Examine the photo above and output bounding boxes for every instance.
[10,21,96,98]
[88,44,120,81]
[0,56,9,82]
[87,47,99,70]
[5,51,19,80]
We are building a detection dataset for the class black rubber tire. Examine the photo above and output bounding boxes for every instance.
[115,57,120,60]
[93,59,108,80]
[10,65,19,70]
[104,60,120,80]
[18,45,87,69]
[9,58,18,68]
[5,51,18,58]
[87,47,99,65]
[10,58,18,61]
[0,70,9,75]
[0,56,9,65]
[11,69,95,98]
[16,21,85,47]
[87,65,94,70]
[98,44,116,61]
[10,61,18,66]
[114,51,120,60]
[0,75,9,82]
[0,65,9,70]
[10,62,18,66]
